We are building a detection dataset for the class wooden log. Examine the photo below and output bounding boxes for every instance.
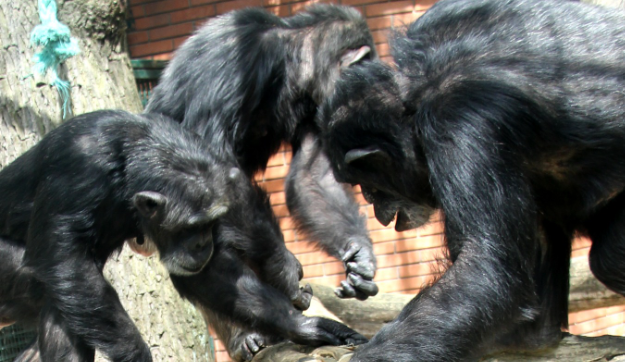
[252,334,625,362]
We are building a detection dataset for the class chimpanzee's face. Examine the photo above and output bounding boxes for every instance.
[132,167,242,276]
[320,61,437,231]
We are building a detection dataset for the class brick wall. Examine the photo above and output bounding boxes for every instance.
[125,1,625,361]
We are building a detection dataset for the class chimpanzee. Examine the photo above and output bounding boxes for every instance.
[0,110,366,362]
[145,5,379,358]
[318,0,625,360]
[145,4,379,299]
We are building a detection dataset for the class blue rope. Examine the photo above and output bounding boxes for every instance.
[30,0,80,119]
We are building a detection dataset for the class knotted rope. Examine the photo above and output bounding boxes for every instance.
[30,0,80,118]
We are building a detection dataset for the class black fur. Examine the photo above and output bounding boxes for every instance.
[146,5,379,358]
[0,110,366,362]
[319,0,625,361]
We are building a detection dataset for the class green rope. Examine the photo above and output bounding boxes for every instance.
[30,0,80,119]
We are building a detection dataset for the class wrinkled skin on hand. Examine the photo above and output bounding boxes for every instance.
[335,240,378,300]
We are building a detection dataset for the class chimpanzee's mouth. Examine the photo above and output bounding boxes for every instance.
[373,203,432,232]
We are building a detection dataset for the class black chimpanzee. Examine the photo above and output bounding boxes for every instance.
[318,0,625,360]
[146,4,378,298]
[145,4,379,358]
[0,110,366,362]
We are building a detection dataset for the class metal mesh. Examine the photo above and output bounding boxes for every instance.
[0,324,37,362]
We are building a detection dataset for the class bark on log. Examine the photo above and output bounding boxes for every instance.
[0,1,212,360]
[251,334,625,362]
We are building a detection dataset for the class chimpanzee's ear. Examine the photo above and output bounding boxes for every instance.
[344,147,390,166]
[340,45,371,68]
[133,191,167,219]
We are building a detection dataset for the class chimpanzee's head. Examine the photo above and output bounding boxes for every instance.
[319,61,437,231]
[128,116,244,276]
[286,4,377,104]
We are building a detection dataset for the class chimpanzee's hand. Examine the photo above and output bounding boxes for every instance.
[289,316,368,347]
[230,332,277,362]
[335,240,378,300]
[292,283,314,310]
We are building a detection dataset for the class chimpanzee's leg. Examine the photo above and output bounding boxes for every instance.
[286,134,378,300]
[493,221,572,352]
[586,192,625,296]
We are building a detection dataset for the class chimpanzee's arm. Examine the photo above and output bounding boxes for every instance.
[171,245,368,347]
[351,108,542,362]
[37,303,96,362]
[286,134,378,300]
[25,180,151,362]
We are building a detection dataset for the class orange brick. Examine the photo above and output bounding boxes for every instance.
[417,220,445,237]
[173,35,192,49]
[266,152,286,167]
[291,0,334,14]
[278,216,294,229]
[284,150,293,163]
[377,250,420,268]
[341,0,380,6]
[572,235,592,250]
[366,15,392,30]
[265,4,291,16]
[323,261,345,275]
[365,1,413,17]
[149,22,195,40]
[170,5,217,23]
[374,266,399,281]
[150,52,174,61]
[263,164,290,180]
[269,191,286,205]
[371,28,389,44]
[377,275,433,293]
[302,274,343,286]
[272,204,290,217]
[419,247,446,262]
[380,55,394,64]
[144,0,189,16]
[303,264,325,278]
[392,11,424,27]
[377,42,390,57]
[398,260,445,278]
[569,308,606,324]
[129,0,152,5]
[366,217,387,230]
[264,0,301,5]
[370,228,417,243]
[354,192,367,204]
[217,0,263,15]
[130,39,174,58]
[414,0,438,11]
[571,248,590,258]
[373,241,396,255]
[134,13,171,30]
[127,31,149,45]
[298,250,335,265]
[130,5,146,18]
[261,179,285,193]
[396,234,444,252]
[283,229,296,242]
[215,351,231,362]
